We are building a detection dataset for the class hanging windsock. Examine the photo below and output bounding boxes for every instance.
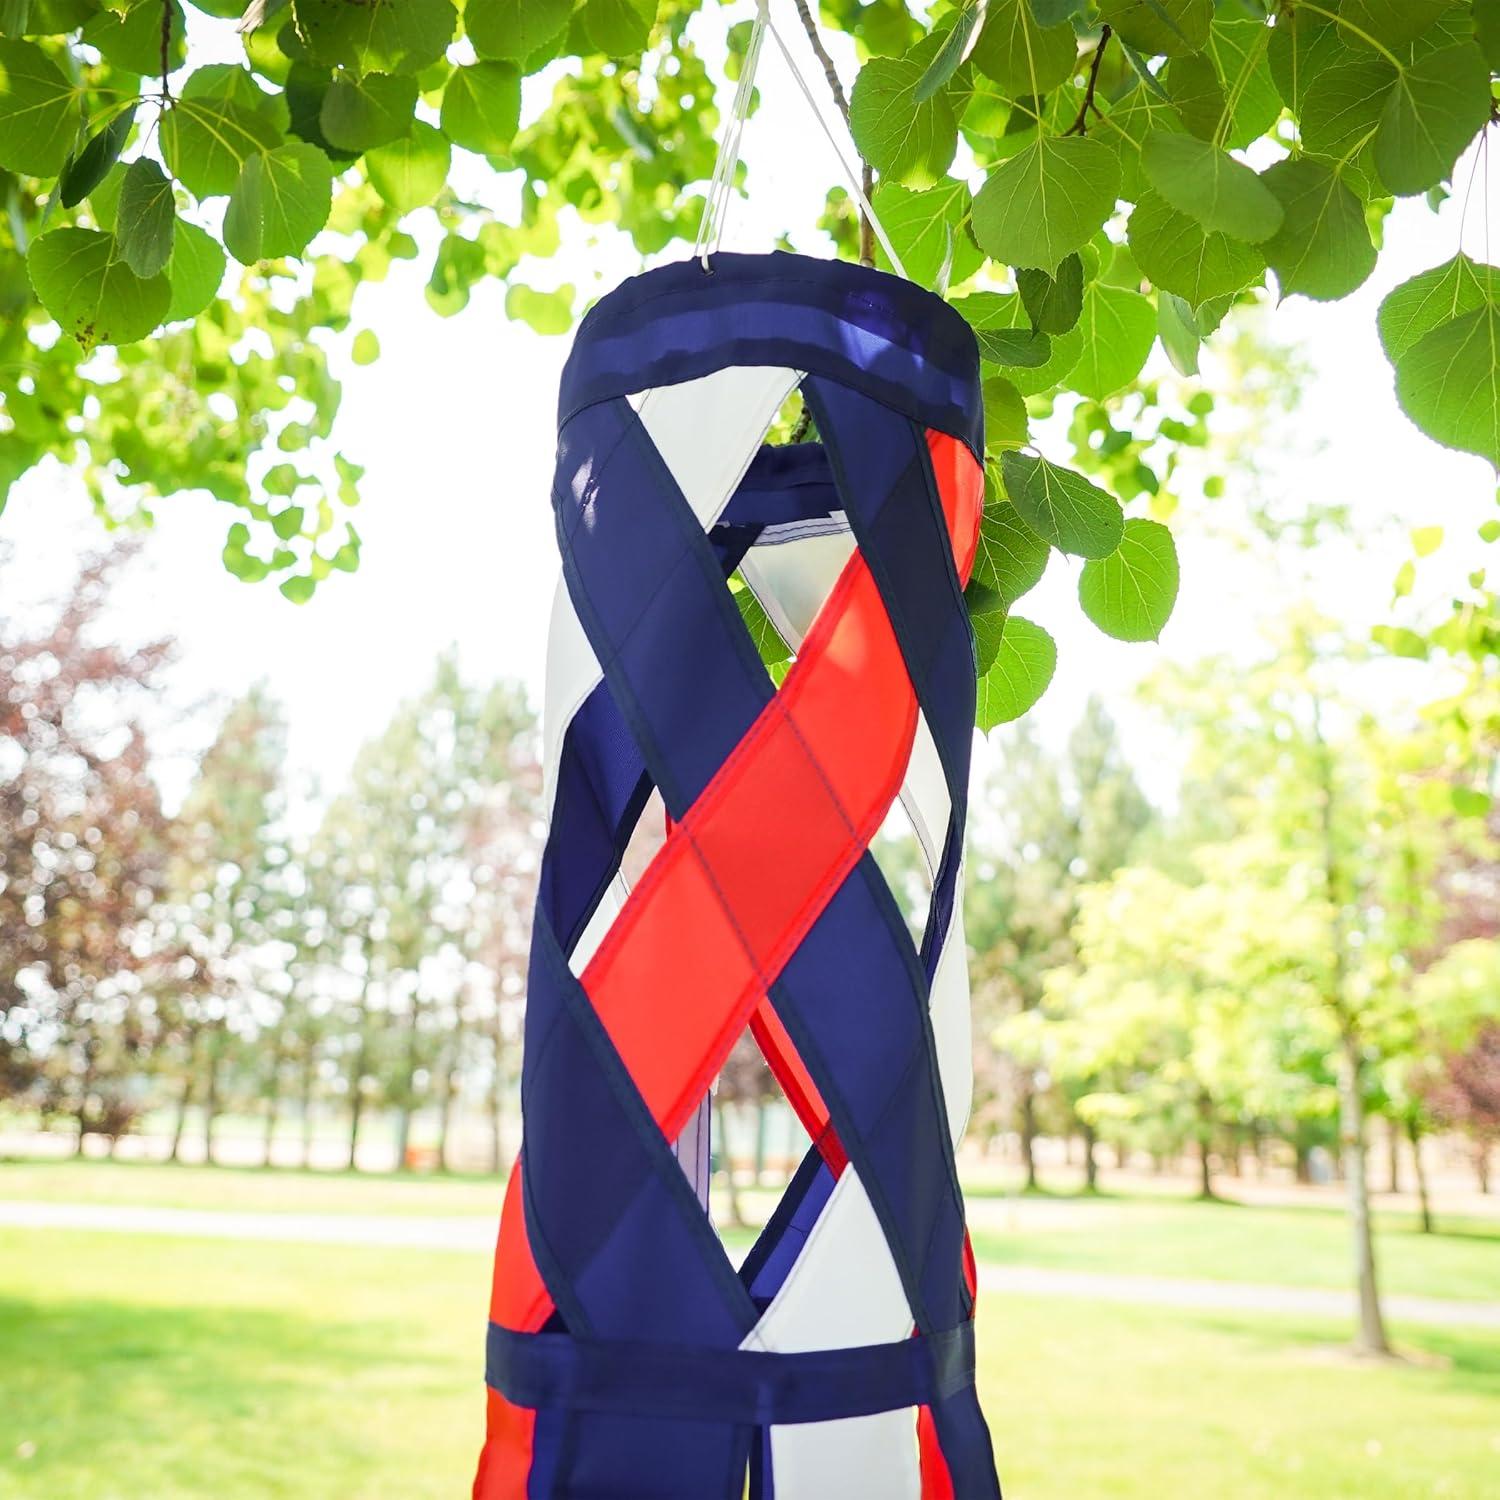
[472,250,1000,1500]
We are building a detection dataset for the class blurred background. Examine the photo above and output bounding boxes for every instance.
[5,5,1500,1500]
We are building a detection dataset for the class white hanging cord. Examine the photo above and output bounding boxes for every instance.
[761,14,908,279]
[693,0,908,280]
[694,0,770,269]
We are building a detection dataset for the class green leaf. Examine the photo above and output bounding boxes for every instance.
[733,578,792,672]
[959,290,1085,394]
[1001,451,1124,557]
[1476,0,1500,70]
[1128,189,1264,304]
[970,0,1079,95]
[1259,157,1375,302]
[1378,254,1500,363]
[26,226,170,347]
[352,327,380,364]
[1267,6,1342,117]
[850,54,958,189]
[1299,55,1394,161]
[577,0,657,54]
[320,71,417,151]
[116,157,176,279]
[982,375,1029,453]
[1017,254,1084,334]
[976,616,1056,729]
[973,486,1049,604]
[60,106,134,208]
[966,581,1008,674]
[293,0,455,74]
[164,218,225,321]
[0,0,30,36]
[1204,20,1281,151]
[1140,131,1283,243]
[1156,290,1201,375]
[162,91,283,197]
[1071,284,1157,401]
[365,120,450,214]
[464,0,571,61]
[0,39,76,177]
[505,281,574,334]
[1374,42,1491,198]
[441,61,521,156]
[870,179,980,291]
[1078,517,1179,640]
[972,136,1121,272]
[1098,0,1211,58]
[1394,303,1500,466]
[223,142,333,262]
[916,3,984,102]
[80,0,184,74]
[1164,50,1224,140]
[1338,0,1453,51]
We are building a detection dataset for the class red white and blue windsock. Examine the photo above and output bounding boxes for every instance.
[474,251,1000,1500]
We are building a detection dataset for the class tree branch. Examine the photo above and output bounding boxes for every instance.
[160,0,174,104]
[789,0,875,267]
[1066,25,1111,138]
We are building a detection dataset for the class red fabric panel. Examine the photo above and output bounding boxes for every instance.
[473,1388,535,1500]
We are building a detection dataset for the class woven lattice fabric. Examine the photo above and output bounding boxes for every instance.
[473,252,999,1500]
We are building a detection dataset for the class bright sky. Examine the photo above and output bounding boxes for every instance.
[6,3,1498,814]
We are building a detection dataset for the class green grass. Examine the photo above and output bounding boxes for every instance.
[0,1158,506,1217]
[2,1228,1497,1500]
[969,1193,1500,1303]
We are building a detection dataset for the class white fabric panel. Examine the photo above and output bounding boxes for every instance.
[542,571,603,813]
[632,365,802,527]
[741,1170,919,1500]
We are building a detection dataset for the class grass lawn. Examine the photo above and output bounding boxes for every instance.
[2,1228,1498,1500]
[968,1193,1500,1303]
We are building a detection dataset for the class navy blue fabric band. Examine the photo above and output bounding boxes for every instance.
[560,251,983,460]
[487,1320,976,1427]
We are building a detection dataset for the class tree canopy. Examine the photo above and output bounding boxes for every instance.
[4,2,1498,714]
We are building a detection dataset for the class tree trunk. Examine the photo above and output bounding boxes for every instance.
[298,1038,317,1169]
[437,1038,460,1175]
[1294,1141,1312,1184]
[261,1032,286,1168]
[1195,1091,1217,1201]
[1339,1029,1391,1355]
[1407,1114,1433,1234]
[346,1016,371,1172]
[1386,1116,1401,1195]
[202,1030,222,1166]
[394,993,424,1171]
[1478,1143,1493,1195]
[753,1100,769,1186]
[168,1041,195,1164]
[489,998,507,1177]
[1019,1084,1039,1191]
[1082,1120,1099,1193]
[715,1095,745,1229]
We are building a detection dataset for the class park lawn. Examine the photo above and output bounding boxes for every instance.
[2,1228,1498,1500]
[0,1157,507,1218]
[968,1193,1500,1303]
[6,1159,1498,1303]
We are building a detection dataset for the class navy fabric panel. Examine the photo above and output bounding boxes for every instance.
[540,683,650,959]
[766,858,966,1334]
[489,1318,976,1424]
[930,1386,1004,1499]
[720,443,839,530]
[546,1414,750,1500]
[521,918,754,1344]
[739,1147,835,1306]
[555,397,773,818]
[560,253,983,457]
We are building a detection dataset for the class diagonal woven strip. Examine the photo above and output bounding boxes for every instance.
[473,252,999,1500]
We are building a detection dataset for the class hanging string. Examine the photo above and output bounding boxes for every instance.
[693,0,908,280]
